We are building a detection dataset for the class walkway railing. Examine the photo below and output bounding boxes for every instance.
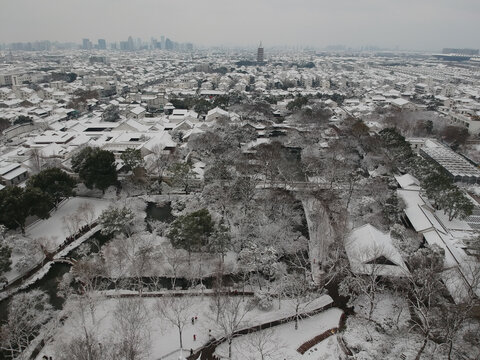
[186,298,335,360]
[1,222,98,296]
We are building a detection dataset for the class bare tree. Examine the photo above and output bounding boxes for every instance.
[155,296,194,349]
[161,243,187,289]
[436,262,480,360]
[64,212,82,238]
[146,145,178,178]
[211,296,253,359]
[111,298,151,360]
[406,246,445,360]
[233,327,287,360]
[55,294,111,360]
[78,202,96,228]
[0,290,53,359]
[55,334,112,360]
[71,255,106,322]
[282,273,317,330]
[130,235,157,293]
[103,233,156,292]
[29,147,45,173]
[210,260,227,321]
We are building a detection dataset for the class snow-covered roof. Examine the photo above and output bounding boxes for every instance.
[390,98,410,107]
[345,224,409,276]
[130,106,146,115]
[0,163,20,176]
[142,132,176,152]
[207,107,229,117]
[395,174,420,191]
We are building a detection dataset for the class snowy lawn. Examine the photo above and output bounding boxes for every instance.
[37,294,334,360]
[343,292,418,359]
[352,291,410,329]
[3,197,111,284]
[26,197,112,250]
[215,307,343,360]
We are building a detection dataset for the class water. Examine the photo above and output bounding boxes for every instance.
[146,201,175,223]
[0,230,113,324]
[0,262,71,360]
[32,263,71,310]
[68,231,112,260]
[325,280,354,316]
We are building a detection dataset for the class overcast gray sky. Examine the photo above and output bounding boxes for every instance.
[1,0,479,50]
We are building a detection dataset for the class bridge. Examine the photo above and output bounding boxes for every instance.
[52,257,77,266]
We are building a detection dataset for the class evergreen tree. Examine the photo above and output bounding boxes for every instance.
[167,209,214,258]
[98,205,135,236]
[120,148,144,172]
[168,162,195,194]
[207,221,232,262]
[72,147,117,192]
[0,187,30,232]
[26,167,76,206]
[0,186,52,232]
[0,239,12,281]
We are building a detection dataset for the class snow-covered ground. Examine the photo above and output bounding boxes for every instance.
[3,197,111,284]
[215,307,343,360]
[36,294,336,360]
[26,197,112,249]
[343,292,418,359]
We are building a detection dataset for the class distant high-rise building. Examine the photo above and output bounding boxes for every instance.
[161,35,165,49]
[165,38,174,50]
[82,38,92,50]
[98,39,106,50]
[127,36,134,51]
[257,42,264,63]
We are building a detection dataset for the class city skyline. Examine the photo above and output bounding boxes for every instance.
[1,0,479,51]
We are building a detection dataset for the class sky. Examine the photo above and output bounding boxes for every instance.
[0,0,479,51]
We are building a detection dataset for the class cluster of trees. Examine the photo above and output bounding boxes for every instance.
[72,147,118,193]
[194,95,230,114]
[380,128,473,220]
[0,118,10,132]
[0,168,76,232]
[440,125,469,149]
[423,172,474,220]
[98,205,136,239]
[292,61,315,68]
[167,208,231,262]
[286,95,309,111]
[101,105,120,122]
[13,115,33,126]
[0,290,54,358]
[0,226,12,282]
[189,123,256,156]
[120,148,144,172]
[49,72,77,83]
[166,162,196,194]
[340,244,480,359]
[168,95,230,115]
[67,89,99,112]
